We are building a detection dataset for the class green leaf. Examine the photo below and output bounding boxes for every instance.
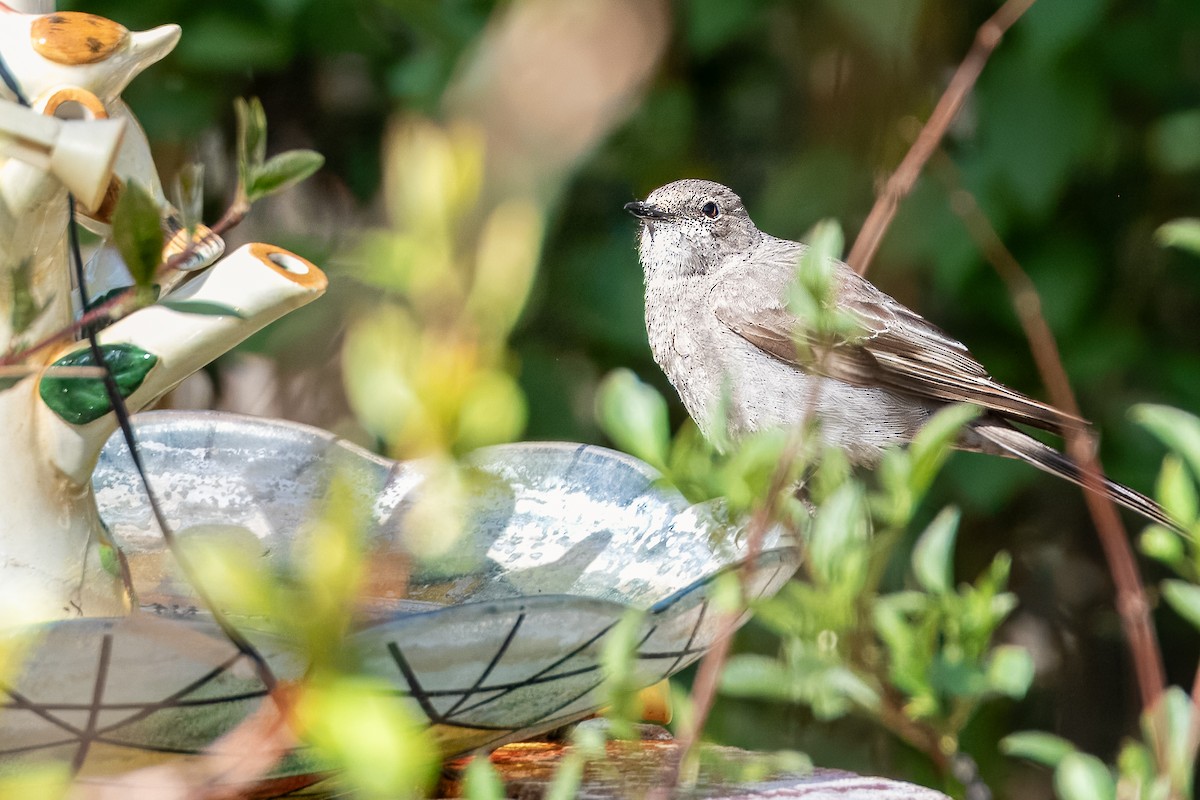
[1138,525,1186,570]
[801,218,845,267]
[247,149,325,202]
[595,368,671,470]
[38,344,158,425]
[908,404,980,496]
[1131,404,1200,487]
[600,609,645,740]
[544,750,584,800]
[720,654,794,701]
[912,507,960,594]
[987,645,1034,699]
[1156,454,1198,527]
[462,757,504,800]
[1161,579,1200,630]
[1115,740,1155,791]
[111,181,164,289]
[236,97,268,195]
[809,482,868,589]
[1142,686,1194,794]
[1156,219,1200,257]
[299,676,439,799]
[158,299,246,319]
[1000,731,1077,767]
[171,162,205,238]
[1054,752,1116,800]
[10,258,49,337]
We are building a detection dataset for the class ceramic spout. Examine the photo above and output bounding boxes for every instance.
[38,243,328,484]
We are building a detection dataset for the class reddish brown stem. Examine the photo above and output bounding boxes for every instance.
[651,435,805,797]
[944,177,1166,735]
[847,0,1036,275]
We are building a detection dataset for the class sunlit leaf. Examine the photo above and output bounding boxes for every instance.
[1115,740,1155,793]
[1138,525,1186,571]
[172,162,205,238]
[0,763,70,799]
[544,750,584,800]
[456,369,526,451]
[463,757,504,800]
[111,181,164,289]
[808,482,868,589]
[1054,752,1116,800]
[986,645,1034,699]
[912,507,960,594]
[469,198,544,335]
[1000,731,1077,767]
[1132,405,1200,490]
[247,149,325,202]
[595,368,671,470]
[720,653,794,700]
[177,524,276,620]
[600,609,645,740]
[1161,579,1200,630]
[908,404,980,496]
[236,96,268,196]
[1155,219,1200,256]
[297,676,439,800]
[1156,454,1198,528]
[1141,686,1193,794]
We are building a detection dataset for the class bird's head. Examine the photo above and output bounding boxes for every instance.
[625,179,759,278]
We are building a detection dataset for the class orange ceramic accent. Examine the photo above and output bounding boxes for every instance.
[636,679,673,725]
[249,243,328,291]
[41,87,108,119]
[31,12,128,66]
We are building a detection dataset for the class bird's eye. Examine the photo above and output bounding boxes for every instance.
[701,201,720,219]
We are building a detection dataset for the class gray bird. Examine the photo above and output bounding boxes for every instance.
[625,178,1174,529]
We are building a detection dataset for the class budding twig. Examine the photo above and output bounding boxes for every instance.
[940,165,1167,755]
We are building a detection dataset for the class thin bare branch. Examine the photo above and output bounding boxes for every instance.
[648,434,803,798]
[940,167,1166,726]
[847,0,1037,275]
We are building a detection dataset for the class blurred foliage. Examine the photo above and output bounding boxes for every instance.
[184,473,440,798]
[53,0,1200,796]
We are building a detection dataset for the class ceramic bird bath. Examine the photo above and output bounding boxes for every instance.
[0,4,801,796]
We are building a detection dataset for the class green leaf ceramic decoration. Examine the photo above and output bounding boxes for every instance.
[38,343,158,424]
[0,0,329,624]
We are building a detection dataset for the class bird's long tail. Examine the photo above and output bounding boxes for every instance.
[971,423,1181,532]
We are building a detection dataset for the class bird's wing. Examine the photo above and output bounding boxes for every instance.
[710,242,1086,434]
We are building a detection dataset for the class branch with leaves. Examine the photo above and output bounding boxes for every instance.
[0,97,323,371]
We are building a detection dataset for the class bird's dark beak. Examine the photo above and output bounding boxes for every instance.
[624,200,669,220]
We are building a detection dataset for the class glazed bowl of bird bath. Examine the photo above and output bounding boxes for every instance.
[0,410,799,794]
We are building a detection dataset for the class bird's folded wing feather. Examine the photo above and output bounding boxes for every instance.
[710,245,1086,434]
